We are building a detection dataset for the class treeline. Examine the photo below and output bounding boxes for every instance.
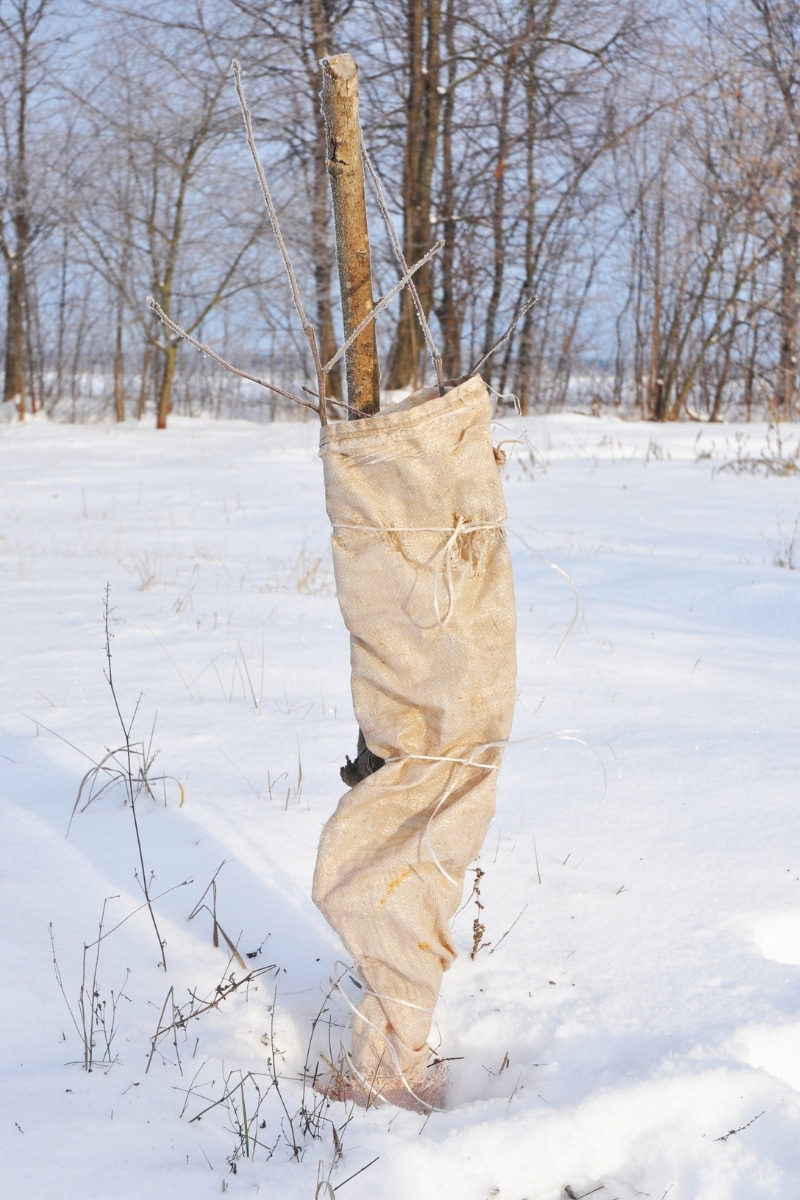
[1,0,799,424]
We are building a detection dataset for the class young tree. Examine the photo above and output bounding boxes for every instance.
[229,0,357,404]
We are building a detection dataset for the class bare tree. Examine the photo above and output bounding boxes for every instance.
[0,0,67,417]
[382,0,443,389]
[229,0,355,404]
[741,0,800,414]
[73,1,269,427]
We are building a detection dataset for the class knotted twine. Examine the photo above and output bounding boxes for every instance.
[312,375,517,1090]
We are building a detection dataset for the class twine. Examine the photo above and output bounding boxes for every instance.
[331,962,446,1113]
[332,516,505,626]
[385,731,608,887]
[325,729,608,1109]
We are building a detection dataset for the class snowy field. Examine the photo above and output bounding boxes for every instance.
[1,408,799,1199]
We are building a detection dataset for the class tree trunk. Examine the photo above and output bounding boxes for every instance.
[1,5,38,421]
[113,305,125,421]
[385,0,443,390]
[307,0,343,402]
[649,185,666,420]
[156,340,177,430]
[512,14,542,413]
[3,254,27,418]
[482,56,517,388]
[434,0,460,379]
[776,178,800,414]
[136,345,151,420]
[321,53,380,416]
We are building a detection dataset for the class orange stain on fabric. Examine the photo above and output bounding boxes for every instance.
[379,868,412,906]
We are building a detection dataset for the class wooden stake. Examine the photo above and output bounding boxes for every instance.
[321,54,380,417]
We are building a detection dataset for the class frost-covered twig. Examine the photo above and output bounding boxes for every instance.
[323,240,444,375]
[362,139,445,395]
[146,299,320,416]
[233,59,329,423]
[468,294,538,378]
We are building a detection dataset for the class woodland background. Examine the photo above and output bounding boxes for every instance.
[3,0,800,426]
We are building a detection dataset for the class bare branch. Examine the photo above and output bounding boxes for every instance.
[362,139,445,394]
[146,298,320,415]
[321,55,381,417]
[323,240,444,374]
[468,294,539,378]
[232,58,327,423]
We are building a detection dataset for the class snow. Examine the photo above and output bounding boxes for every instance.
[1,410,799,1199]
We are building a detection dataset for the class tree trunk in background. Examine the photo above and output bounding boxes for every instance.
[434,0,460,380]
[513,29,540,415]
[308,0,343,402]
[776,177,800,413]
[156,339,177,430]
[386,0,442,390]
[3,252,27,417]
[1,0,42,419]
[482,47,518,388]
[113,305,125,422]
[136,345,151,420]
[321,53,380,416]
[745,0,800,414]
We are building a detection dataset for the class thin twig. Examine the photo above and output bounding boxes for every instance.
[49,925,84,1045]
[489,905,529,955]
[267,986,300,1159]
[232,59,328,424]
[151,963,277,1076]
[102,586,167,971]
[334,1155,380,1191]
[85,879,192,948]
[146,299,318,415]
[187,861,229,922]
[303,387,364,418]
[322,240,444,374]
[146,987,175,1074]
[468,294,539,378]
[362,139,445,394]
[714,1110,766,1142]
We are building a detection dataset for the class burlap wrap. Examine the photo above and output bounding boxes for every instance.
[312,376,517,1089]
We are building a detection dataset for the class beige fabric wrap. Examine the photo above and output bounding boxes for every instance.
[312,376,517,1086]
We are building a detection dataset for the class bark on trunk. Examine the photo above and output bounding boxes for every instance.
[113,309,126,422]
[321,53,380,416]
[137,345,151,420]
[776,179,800,414]
[156,340,177,430]
[3,255,27,419]
[434,0,460,379]
[308,0,343,402]
[385,0,443,390]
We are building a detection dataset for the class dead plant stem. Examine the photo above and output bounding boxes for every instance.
[102,585,167,971]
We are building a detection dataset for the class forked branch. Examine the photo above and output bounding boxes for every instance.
[362,139,445,395]
[146,300,320,415]
[147,59,450,425]
[232,59,328,423]
[323,240,444,375]
[468,293,539,379]
[148,243,443,420]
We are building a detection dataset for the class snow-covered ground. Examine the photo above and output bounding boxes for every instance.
[1,410,799,1199]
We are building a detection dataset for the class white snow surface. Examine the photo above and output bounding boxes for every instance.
[1,411,799,1199]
